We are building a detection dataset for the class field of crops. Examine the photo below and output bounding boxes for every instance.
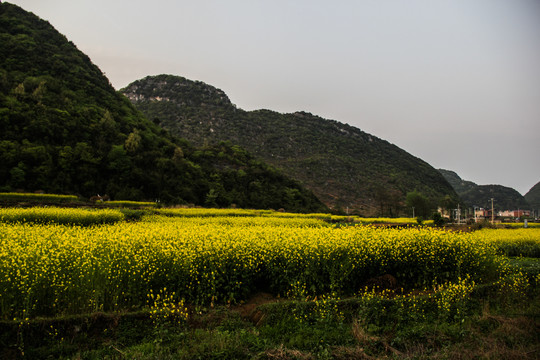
[473,228,540,257]
[1,206,539,359]
[3,207,532,323]
[0,207,125,226]
[0,192,78,203]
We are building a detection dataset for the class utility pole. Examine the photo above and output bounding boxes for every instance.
[491,198,494,224]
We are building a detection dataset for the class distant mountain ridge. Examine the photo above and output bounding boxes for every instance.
[123,74,459,215]
[439,169,530,210]
[0,3,328,213]
[524,182,540,211]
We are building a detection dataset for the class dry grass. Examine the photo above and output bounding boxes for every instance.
[331,346,375,359]
[263,344,314,359]
[351,319,379,345]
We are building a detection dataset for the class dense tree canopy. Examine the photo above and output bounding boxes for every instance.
[0,3,327,213]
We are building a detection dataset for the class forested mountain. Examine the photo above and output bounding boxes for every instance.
[525,182,540,211]
[439,169,530,210]
[123,74,459,215]
[0,3,327,212]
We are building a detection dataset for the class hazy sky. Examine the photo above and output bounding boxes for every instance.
[9,0,540,195]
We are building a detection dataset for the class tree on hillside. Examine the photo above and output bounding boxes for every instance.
[406,191,430,218]
[373,184,403,217]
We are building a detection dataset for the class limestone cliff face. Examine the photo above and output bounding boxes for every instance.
[122,75,233,109]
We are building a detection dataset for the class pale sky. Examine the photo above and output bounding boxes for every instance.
[9,0,540,195]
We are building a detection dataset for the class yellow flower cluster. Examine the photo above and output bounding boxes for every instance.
[472,228,540,257]
[103,200,157,208]
[355,217,433,225]
[434,275,476,319]
[496,270,531,304]
[155,207,333,220]
[0,192,78,202]
[147,288,188,325]
[155,208,429,224]
[0,211,503,319]
[0,206,124,225]
[358,275,476,324]
[503,222,540,229]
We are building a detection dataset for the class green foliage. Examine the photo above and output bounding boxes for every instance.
[497,240,540,258]
[5,285,539,360]
[191,141,328,212]
[406,190,431,218]
[432,211,446,226]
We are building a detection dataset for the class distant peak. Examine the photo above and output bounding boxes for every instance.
[438,168,460,179]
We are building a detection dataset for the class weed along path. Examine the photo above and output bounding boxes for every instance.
[231,292,279,323]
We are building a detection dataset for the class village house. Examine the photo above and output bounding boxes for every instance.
[498,209,531,218]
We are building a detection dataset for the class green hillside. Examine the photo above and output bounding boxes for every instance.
[437,169,477,196]
[439,169,530,210]
[0,3,327,212]
[524,181,540,211]
[123,74,459,215]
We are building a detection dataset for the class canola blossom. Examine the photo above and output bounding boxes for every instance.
[0,213,502,319]
[471,228,540,257]
[502,222,540,229]
[102,200,157,208]
[0,192,78,203]
[155,208,430,225]
[156,207,334,220]
[0,207,125,226]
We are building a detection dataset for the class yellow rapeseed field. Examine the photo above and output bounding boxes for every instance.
[0,206,124,225]
[0,210,509,320]
[471,228,540,257]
